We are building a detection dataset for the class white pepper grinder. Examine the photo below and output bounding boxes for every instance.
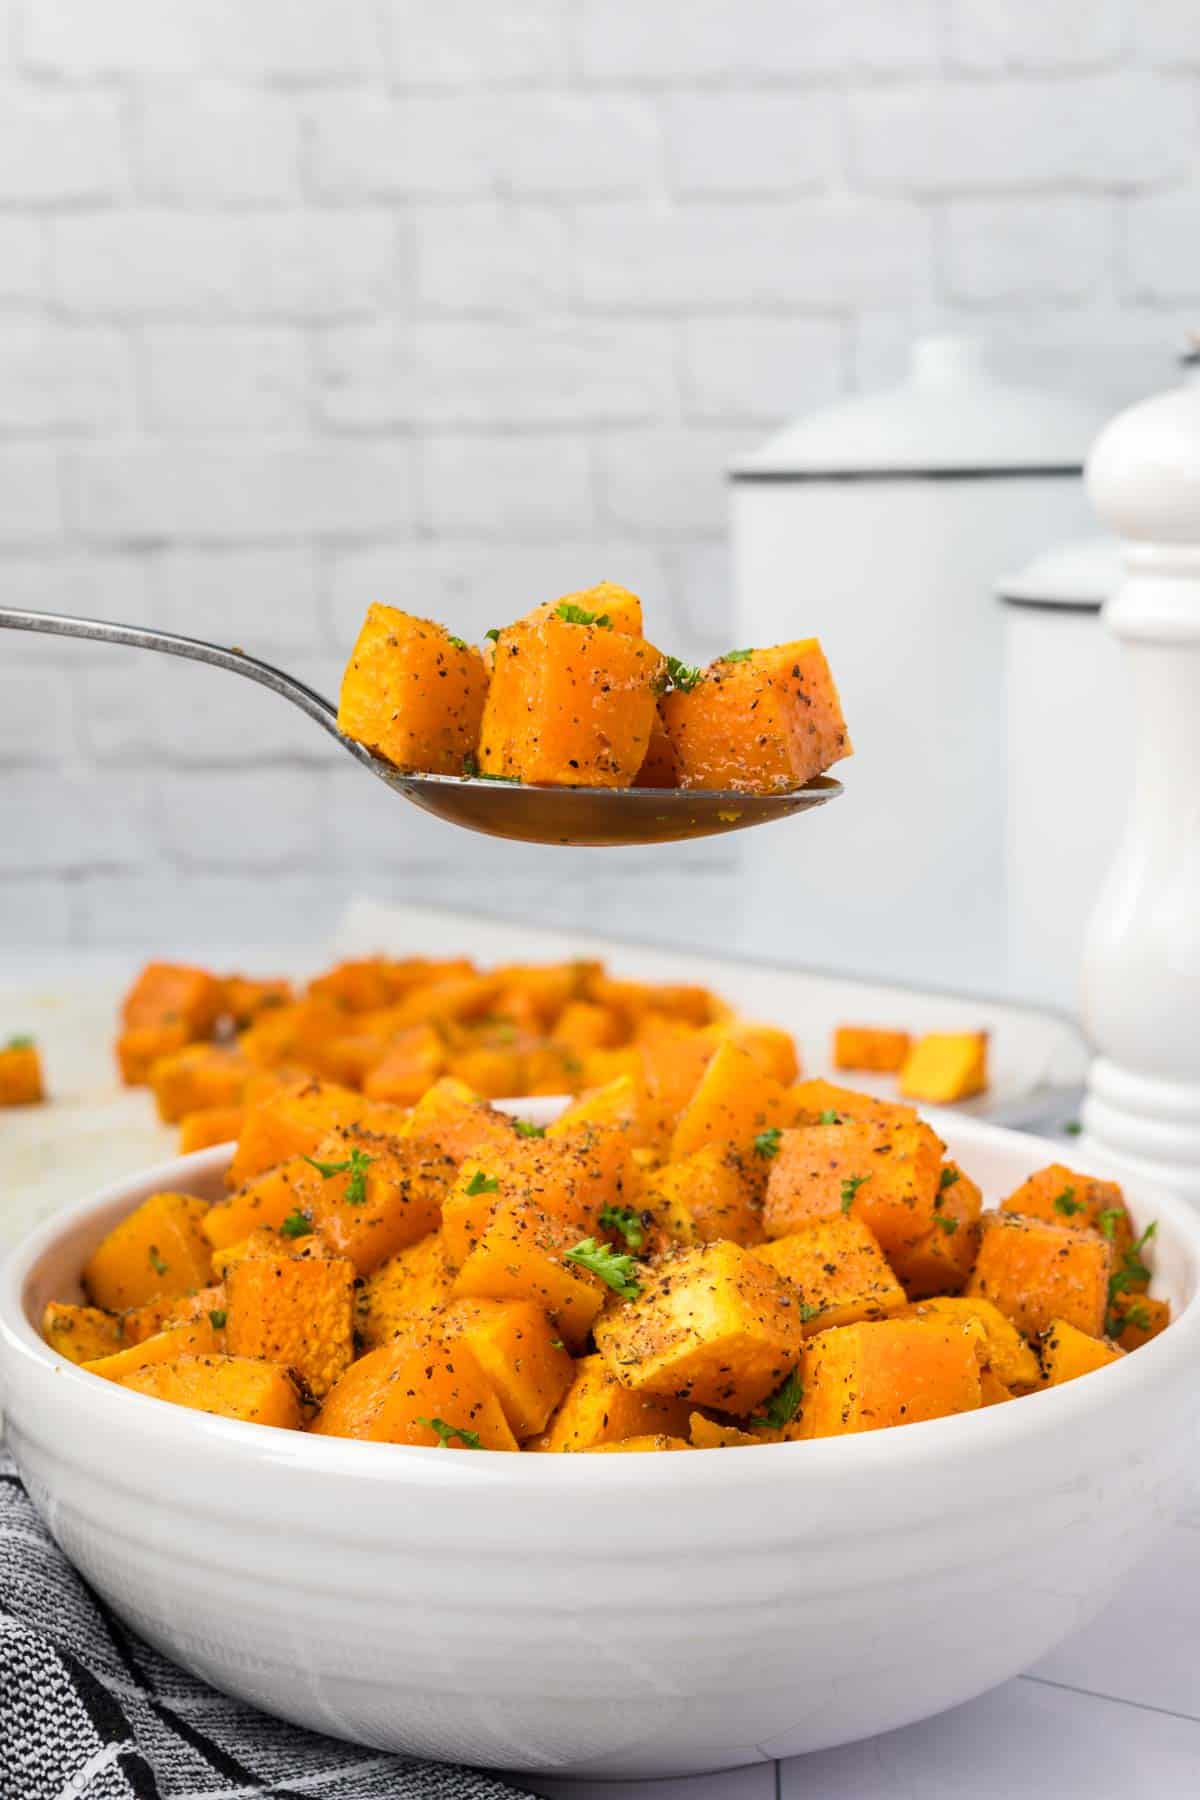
[1081,352,1200,1200]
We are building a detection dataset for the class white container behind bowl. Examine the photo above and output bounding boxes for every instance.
[731,336,1103,996]
[999,538,1126,1012]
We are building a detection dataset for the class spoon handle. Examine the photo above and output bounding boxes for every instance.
[0,604,345,747]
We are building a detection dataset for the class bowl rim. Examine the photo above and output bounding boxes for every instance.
[4,1114,1200,1491]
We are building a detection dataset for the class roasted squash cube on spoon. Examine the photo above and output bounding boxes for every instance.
[338,603,489,775]
[661,639,851,794]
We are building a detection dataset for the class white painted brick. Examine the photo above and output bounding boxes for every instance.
[149,767,323,868]
[328,541,672,651]
[665,93,841,196]
[597,427,753,535]
[574,0,938,80]
[383,0,567,85]
[0,218,43,303]
[1136,0,1200,66]
[0,876,73,948]
[943,198,1113,302]
[852,75,1193,193]
[0,769,150,872]
[414,203,569,315]
[0,552,155,637]
[0,326,135,432]
[423,437,595,537]
[142,328,308,431]
[661,540,735,655]
[80,655,340,766]
[322,764,465,870]
[490,94,660,197]
[682,318,844,421]
[0,664,71,762]
[0,449,62,541]
[574,200,929,312]
[51,212,394,320]
[137,87,300,205]
[23,0,381,78]
[67,443,417,542]
[321,321,674,429]
[0,87,125,203]
[946,0,1124,70]
[1126,192,1200,299]
[161,547,324,651]
[76,870,346,950]
[310,95,492,199]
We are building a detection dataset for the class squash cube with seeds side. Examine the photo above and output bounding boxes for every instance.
[966,1211,1110,1340]
[594,1240,805,1414]
[337,603,489,776]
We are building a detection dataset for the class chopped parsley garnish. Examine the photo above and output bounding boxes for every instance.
[556,601,612,628]
[1105,1221,1157,1331]
[549,1338,565,1350]
[1063,1120,1083,1136]
[753,1126,783,1160]
[818,1109,842,1125]
[476,770,520,783]
[1052,1186,1082,1217]
[147,1245,169,1276]
[563,1236,640,1299]
[1097,1207,1122,1241]
[721,648,754,663]
[280,1209,313,1238]
[416,1416,482,1450]
[303,1147,374,1206]
[798,1302,823,1324]
[840,1174,869,1215]
[484,627,501,642]
[665,655,703,692]
[4,1034,34,1050]
[465,1169,499,1197]
[598,1204,645,1252]
[938,1166,960,1192]
[447,634,468,651]
[208,1308,227,1330]
[513,1118,546,1138]
[750,1368,803,1431]
[932,1211,959,1236]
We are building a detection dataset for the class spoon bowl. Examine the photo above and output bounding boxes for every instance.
[0,606,843,847]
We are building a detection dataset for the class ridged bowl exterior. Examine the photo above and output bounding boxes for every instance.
[3,1118,1199,1779]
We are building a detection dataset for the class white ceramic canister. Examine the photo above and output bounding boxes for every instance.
[731,336,1105,996]
[998,538,1126,1013]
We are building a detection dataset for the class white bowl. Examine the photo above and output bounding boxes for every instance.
[2,1112,1199,1780]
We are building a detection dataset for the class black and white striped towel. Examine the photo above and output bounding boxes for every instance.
[0,1450,531,1800]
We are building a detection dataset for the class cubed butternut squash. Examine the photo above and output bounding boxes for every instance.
[83,1190,212,1312]
[178,1105,245,1155]
[119,1353,304,1428]
[0,1036,44,1105]
[893,1161,983,1298]
[895,1295,1040,1391]
[337,603,489,775]
[149,1042,250,1124]
[224,1077,368,1189]
[899,1032,989,1105]
[84,1317,218,1382]
[302,1129,448,1275]
[644,1145,761,1246]
[799,1318,983,1438]
[42,1301,121,1365]
[762,1115,944,1267]
[441,1298,574,1440]
[752,1214,905,1333]
[832,1026,911,1073]
[1001,1163,1132,1264]
[225,1251,355,1399]
[670,1039,787,1163]
[660,640,851,794]
[1038,1319,1124,1387]
[966,1211,1111,1340]
[534,1354,691,1452]
[360,1024,450,1105]
[1108,1290,1171,1351]
[356,1231,453,1349]
[312,1338,517,1450]
[450,1199,606,1350]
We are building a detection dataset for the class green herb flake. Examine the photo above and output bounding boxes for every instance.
[1097,1207,1123,1242]
[447,634,468,651]
[147,1244,169,1276]
[1105,1220,1157,1314]
[465,1169,500,1197]
[750,1368,803,1431]
[549,1339,565,1351]
[484,627,501,643]
[513,1118,546,1139]
[280,1209,313,1239]
[665,654,703,693]
[563,1236,641,1299]
[1052,1186,1082,1218]
[598,1204,645,1252]
[798,1302,823,1324]
[818,1109,842,1125]
[840,1174,869,1215]
[416,1416,482,1450]
[4,1034,34,1051]
[721,648,754,664]
[1063,1119,1083,1136]
[938,1165,960,1192]
[753,1126,784,1160]
[208,1308,227,1330]
[476,770,521,784]
[303,1147,374,1206]
[556,601,612,628]
[932,1211,959,1236]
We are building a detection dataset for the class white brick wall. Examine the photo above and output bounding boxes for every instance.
[0,0,1197,952]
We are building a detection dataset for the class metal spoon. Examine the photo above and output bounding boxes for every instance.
[0,606,842,847]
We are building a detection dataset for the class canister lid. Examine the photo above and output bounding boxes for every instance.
[732,335,1107,481]
[995,537,1122,612]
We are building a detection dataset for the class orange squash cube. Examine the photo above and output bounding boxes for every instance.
[534,1354,692,1452]
[441,1298,574,1439]
[1039,1318,1124,1387]
[120,960,224,1038]
[302,1129,449,1275]
[762,1116,944,1266]
[896,1295,1040,1390]
[644,1146,760,1245]
[149,1041,250,1124]
[893,1161,983,1298]
[1001,1163,1132,1264]
[356,1231,454,1349]
[116,1022,192,1085]
[787,1078,917,1128]
[399,1076,517,1165]
[584,1435,690,1453]
[204,1157,322,1252]
[225,1251,355,1399]
[83,1191,213,1312]
[313,1338,517,1450]
[799,1317,983,1438]
[224,1076,368,1189]
[120,1353,304,1428]
[899,1031,989,1104]
[752,1215,905,1333]
[0,1036,44,1106]
[832,1025,911,1074]
[218,973,293,1027]
[450,1199,606,1351]
[337,603,489,775]
[178,1105,245,1155]
[634,705,680,788]
[966,1211,1111,1339]
[84,1317,218,1383]
[669,1039,787,1162]
[661,639,851,794]
[42,1301,122,1365]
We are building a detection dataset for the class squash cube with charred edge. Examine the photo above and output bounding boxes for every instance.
[479,615,666,787]
[451,1198,606,1350]
[225,1251,355,1399]
[644,1145,760,1246]
[1000,1163,1133,1264]
[149,1042,250,1125]
[533,1354,692,1452]
[1038,1319,1124,1387]
[120,1353,305,1429]
[661,639,851,795]
[42,1302,121,1366]
[302,1128,450,1276]
[966,1211,1111,1340]
[356,1232,453,1350]
[893,1161,983,1298]
[670,1039,788,1163]
[224,1076,370,1190]
[895,1296,1040,1391]
[83,1191,213,1312]
[0,1039,44,1106]
[594,1240,806,1414]
[832,1026,911,1074]
[337,603,489,775]
[799,1317,983,1439]
[899,1031,989,1105]
[752,1214,905,1334]
[763,1116,944,1266]
[313,1338,516,1450]
[441,1298,574,1440]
